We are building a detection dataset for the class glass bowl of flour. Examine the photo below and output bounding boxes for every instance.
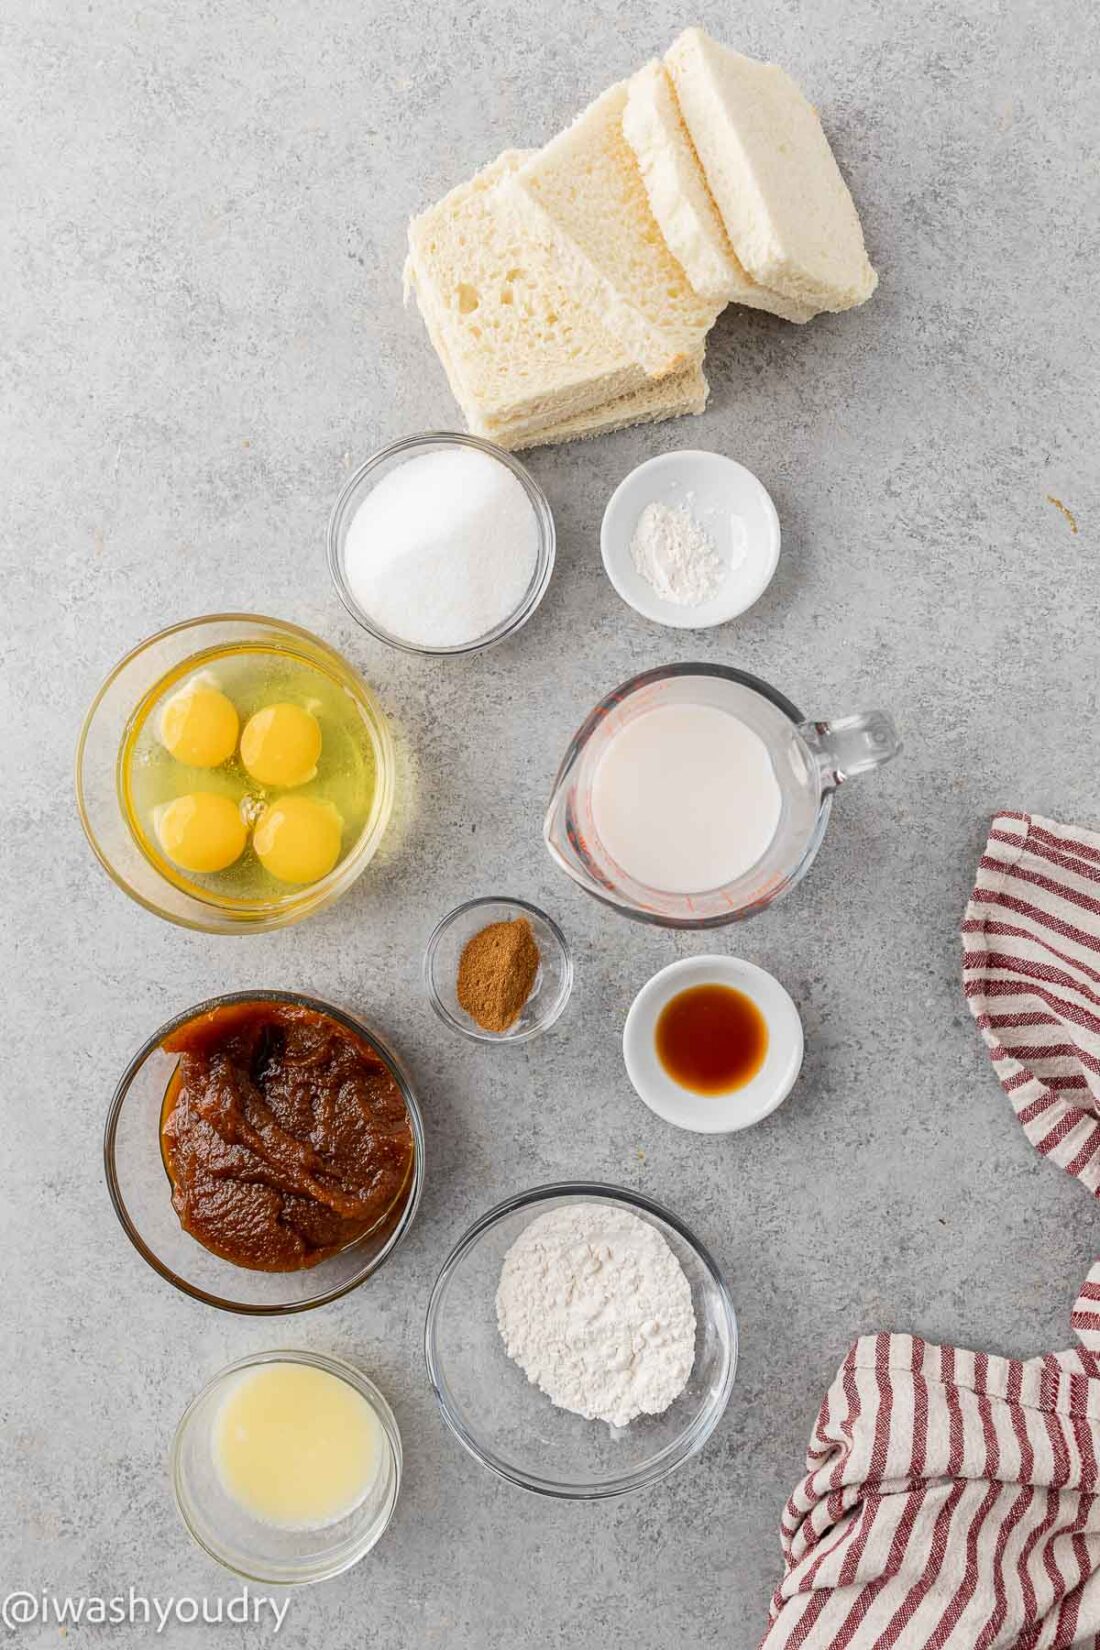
[424,1184,737,1498]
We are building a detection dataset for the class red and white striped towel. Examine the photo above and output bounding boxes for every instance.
[761,814,1100,1650]
[965,812,1100,1193]
[760,1313,1100,1649]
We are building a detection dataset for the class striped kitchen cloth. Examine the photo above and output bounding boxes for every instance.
[761,814,1100,1649]
[964,811,1100,1192]
[759,1310,1100,1649]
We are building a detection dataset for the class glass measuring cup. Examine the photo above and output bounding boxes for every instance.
[543,664,900,928]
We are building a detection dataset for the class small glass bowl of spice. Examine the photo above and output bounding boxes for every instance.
[423,897,573,1044]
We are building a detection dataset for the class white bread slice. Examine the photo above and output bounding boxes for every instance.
[622,61,817,323]
[417,278,708,451]
[508,83,721,378]
[406,151,648,431]
[665,28,877,312]
[478,362,709,451]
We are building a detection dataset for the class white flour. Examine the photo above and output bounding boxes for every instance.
[495,1203,697,1428]
[630,498,725,605]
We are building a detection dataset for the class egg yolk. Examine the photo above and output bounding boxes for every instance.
[155,792,248,874]
[159,685,239,768]
[253,797,343,885]
[240,703,322,788]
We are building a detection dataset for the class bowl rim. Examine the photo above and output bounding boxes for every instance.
[423,1180,738,1499]
[326,431,556,658]
[104,990,425,1315]
[170,1347,402,1585]
[74,612,397,934]
[422,895,574,1044]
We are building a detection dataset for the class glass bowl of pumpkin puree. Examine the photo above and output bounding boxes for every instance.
[104,991,424,1314]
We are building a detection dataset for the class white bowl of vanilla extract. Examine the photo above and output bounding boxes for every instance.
[622,955,804,1134]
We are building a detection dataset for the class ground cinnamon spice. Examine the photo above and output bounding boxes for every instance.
[456,916,541,1033]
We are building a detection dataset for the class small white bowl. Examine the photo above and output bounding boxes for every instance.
[623,955,802,1134]
[600,450,780,629]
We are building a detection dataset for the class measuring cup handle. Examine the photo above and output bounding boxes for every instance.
[798,711,901,787]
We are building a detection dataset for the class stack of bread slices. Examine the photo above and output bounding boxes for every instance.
[404,27,877,451]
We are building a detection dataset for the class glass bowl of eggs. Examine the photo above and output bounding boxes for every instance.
[76,615,395,933]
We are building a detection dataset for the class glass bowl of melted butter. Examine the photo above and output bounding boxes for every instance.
[76,614,395,932]
[172,1350,402,1584]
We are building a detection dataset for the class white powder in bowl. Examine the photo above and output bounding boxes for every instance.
[343,447,541,648]
[630,498,725,606]
[496,1202,696,1429]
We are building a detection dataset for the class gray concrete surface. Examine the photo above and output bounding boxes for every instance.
[3,0,1099,1644]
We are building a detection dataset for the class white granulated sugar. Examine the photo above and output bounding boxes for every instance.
[630,498,725,606]
[343,447,539,648]
[495,1203,697,1429]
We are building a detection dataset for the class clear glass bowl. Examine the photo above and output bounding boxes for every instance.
[327,432,556,657]
[424,1184,737,1498]
[423,897,573,1044]
[172,1349,401,1584]
[104,992,424,1314]
[75,614,396,934]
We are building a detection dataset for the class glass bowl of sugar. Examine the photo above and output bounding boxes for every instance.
[327,432,556,657]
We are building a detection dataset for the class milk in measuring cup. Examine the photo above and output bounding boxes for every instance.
[590,703,782,895]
